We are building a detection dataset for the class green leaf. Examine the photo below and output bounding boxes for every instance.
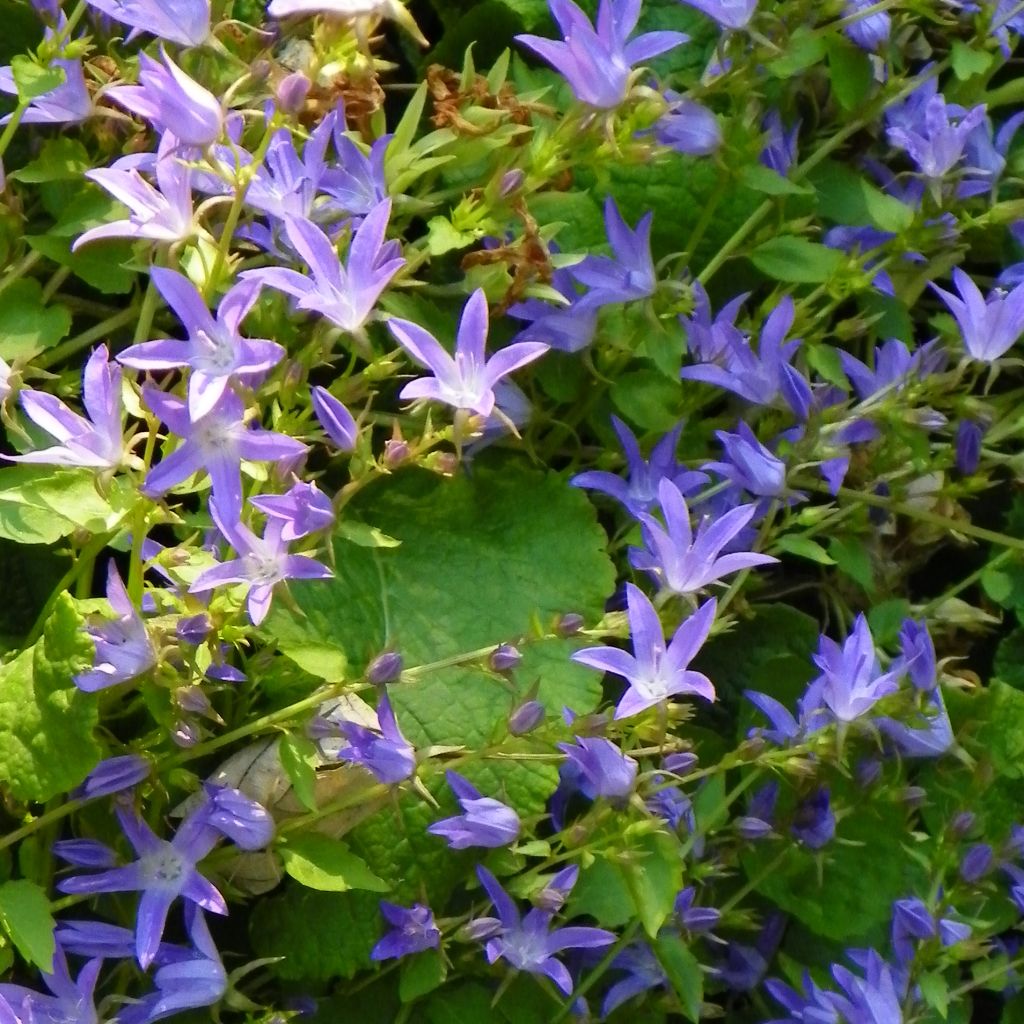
[768,28,827,78]
[653,934,703,1022]
[278,734,319,812]
[11,139,90,184]
[280,835,390,893]
[828,536,875,593]
[951,40,994,81]
[10,56,64,101]
[919,971,950,1019]
[399,950,448,1003]
[0,279,71,361]
[772,534,836,565]
[611,366,684,431]
[334,521,402,549]
[825,36,874,111]
[738,164,813,197]
[0,880,55,971]
[996,628,1024,689]
[423,982,496,1024]
[749,236,844,283]
[0,594,100,802]
[867,598,911,647]
[26,234,135,295]
[810,160,914,233]
[805,344,848,389]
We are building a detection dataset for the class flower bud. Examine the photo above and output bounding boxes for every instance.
[276,71,312,114]
[172,721,199,748]
[312,386,358,452]
[900,786,928,808]
[663,751,698,775]
[75,755,150,800]
[52,839,118,868]
[177,686,213,716]
[508,699,544,735]
[556,613,584,637]
[735,816,774,841]
[384,437,410,467]
[960,843,994,882]
[949,810,976,839]
[498,169,525,197]
[368,650,404,685]
[490,643,522,672]
[177,613,211,646]
[955,419,984,475]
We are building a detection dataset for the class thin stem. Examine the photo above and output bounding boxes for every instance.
[34,307,138,371]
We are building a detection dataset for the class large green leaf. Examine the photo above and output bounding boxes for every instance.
[0,594,100,801]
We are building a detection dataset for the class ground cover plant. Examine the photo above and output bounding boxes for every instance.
[3,0,1024,1020]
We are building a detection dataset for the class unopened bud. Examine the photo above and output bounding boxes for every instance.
[367,650,404,685]
[176,613,211,646]
[172,721,199,748]
[663,752,698,775]
[276,71,312,114]
[490,644,522,672]
[508,699,544,735]
[735,816,774,841]
[556,613,584,637]
[960,843,994,882]
[499,169,525,197]
[384,438,410,467]
[949,810,976,839]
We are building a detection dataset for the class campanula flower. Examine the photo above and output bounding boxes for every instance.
[0,55,91,125]
[189,513,332,626]
[843,0,891,50]
[603,944,667,1016]
[743,691,802,744]
[931,267,1024,361]
[704,423,787,497]
[791,788,835,849]
[507,265,598,353]
[680,296,812,417]
[572,417,707,517]
[323,131,391,217]
[556,736,638,802]
[876,687,953,758]
[85,0,211,47]
[371,902,440,961]
[427,771,520,848]
[73,564,154,692]
[675,887,721,933]
[677,0,758,29]
[76,138,199,249]
[803,615,900,725]
[630,479,777,596]
[471,865,615,994]
[118,268,284,419]
[572,198,657,308]
[107,50,222,148]
[336,695,416,784]
[651,93,722,155]
[250,479,335,541]
[388,288,548,417]
[142,387,307,524]
[516,0,688,110]
[887,95,987,181]
[955,419,984,474]
[839,338,945,400]
[961,843,994,883]
[0,946,101,1024]
[760,110,800,175]
[57,801,228,968]
[681,282,749,362]
[242,202,404,334]
[311,386,359,451]
[75,755,151,799]
[9,345,124,470]
[828,949,907,1022]
[572,582,717,718]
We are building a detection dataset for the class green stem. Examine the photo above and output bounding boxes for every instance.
[918,548,1015,617]
[34,307,138,371]
[0,251,44,297]
[0,797,84,854]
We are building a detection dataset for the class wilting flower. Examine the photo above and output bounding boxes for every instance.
[572,583,717,718]
[371,902,440,961]
[470,865,615,994]
[388,289,548,417]
[84,0,211,47]
[931,267,1024,361]
[427,771,520,849]
[9,345,124,470]
[118,268,284,419]
[106,50,222,147]
[266,0,430,46]
[516,0,688,109]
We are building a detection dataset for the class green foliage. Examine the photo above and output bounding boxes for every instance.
[0,593,100,802]
[0,279,70,362]
[279,834,391,893]
[0,880,54,972]
[750,236,844,283]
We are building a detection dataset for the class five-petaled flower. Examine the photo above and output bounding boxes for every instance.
[427,771,521,849]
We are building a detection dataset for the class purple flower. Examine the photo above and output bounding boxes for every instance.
[427,771,520,849]
[630,478,777,596]
[106,50,222,147]
[572,582,717,718]
[142,387,307,523]
[931,267,1024,361]
[791,788,835,849]
[8,345,124,470]
[371,902,440,961]
[76,139,198,249]
[311,386,359,451]
[887,95,987,181]
[603,943,667,1015]
[677,0,757,29]
[843,0,891,50]
[84,0,211,47]
[681,282,749,362]
[828,950,907,1021]
[471,865,615,994]
[675,887,721,932]
[761,110,800,175]
[241,202,403,334]
[556,736,638,802]
[680,296,812,417]
[572,198,657,308]
[955,419,984,474]
[0,55,91,125]
[388,289,548,417]
[0,946,101,1024]
[118,268,284,419]
[336,695,416,783]
[572,417,707,517]
[57,800,227,968]
[651,93,722,155]
[839,338,945,400]
[961,843,994,882]
[897,619,936,692]
[508,698,544,734]
[803,615,899,724]
[190,514,332,626]
[250,479,335,541]
[323,131,391,217]
[507,265,598,353]
[704,423,787,497]
[517,0,687,109]
[75,754,150,799]
[875,687,953,759]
